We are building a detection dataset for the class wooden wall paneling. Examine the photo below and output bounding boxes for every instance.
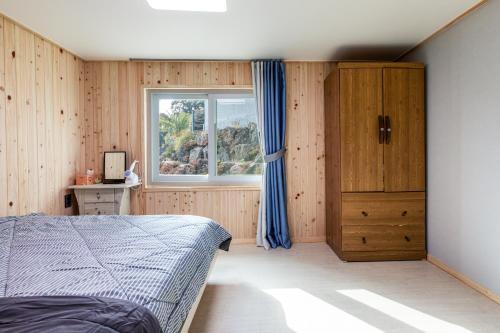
[78,59,86,175]
[34,36,46,212]
[313,63,326,239]
[20,25,39,214]
[25,30,37,214]
[51,45,60,213]
[0,16,84,217]
[295,63,304,238]
[153,191,165,214]
[118,62,129,154]
[109,62,119,151]
[166,192,180,214]
[179,191,193,214]
[285,62,300,240]
[82,61,324,242]
[127,62,142,214]
[66,52,78,211]
[101,62,111,157]
[0,17,6,216]
[251,190,260,240]
[43,40,56,214]
[299,63,310,238]
[14,24,30,214]
[285,62,327,242]
[94,63,103,176]
[144,192,154,214]
[57,46,67,214]
[204,62,215,86]
[151,61,161,86]
[4,19,18,215]
[144,62,152,86]
[84,62,94,172]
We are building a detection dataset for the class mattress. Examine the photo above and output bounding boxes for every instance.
[0,214,232,333]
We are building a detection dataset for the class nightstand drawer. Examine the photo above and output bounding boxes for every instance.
[83,203,115,215]
[84,189,115,203]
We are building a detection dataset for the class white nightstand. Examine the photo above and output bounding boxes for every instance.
[69,183,141,215]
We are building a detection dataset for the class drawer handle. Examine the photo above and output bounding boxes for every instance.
[402,211,408,217]
[361,211,368,217]
[96,192,101,200]
[362,237,367,244]
[97,211,101,215]
[404,235,411,242]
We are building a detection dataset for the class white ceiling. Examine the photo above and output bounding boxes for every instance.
[0,0,481,61]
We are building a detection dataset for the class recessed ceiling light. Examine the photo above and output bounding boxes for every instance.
[146,0,227,12]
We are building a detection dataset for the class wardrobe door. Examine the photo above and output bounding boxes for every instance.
[340,68,384,192]
[383,68,425,192]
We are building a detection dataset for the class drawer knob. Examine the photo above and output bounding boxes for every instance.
[97,211,101,215]
[402,211,408,217]
[362,237,367,244]
[361,211,368,217]
[96,192,101,200]
[404,235,411,242]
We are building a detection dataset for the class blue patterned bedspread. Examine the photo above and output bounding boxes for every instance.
[0,214,232,333]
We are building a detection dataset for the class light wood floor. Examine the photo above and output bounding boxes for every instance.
[190,243,500,333]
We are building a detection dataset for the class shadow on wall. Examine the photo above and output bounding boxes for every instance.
[331,44,414,61]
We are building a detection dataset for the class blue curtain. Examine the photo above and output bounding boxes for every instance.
[254,60,291,249]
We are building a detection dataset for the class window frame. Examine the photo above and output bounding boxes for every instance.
[146,88,262,187]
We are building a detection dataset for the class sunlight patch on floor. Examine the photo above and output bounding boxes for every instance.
[338,289,475,333]
[264,288,384,333]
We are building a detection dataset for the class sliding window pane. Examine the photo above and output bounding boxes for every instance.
[216,98,263,176]
[158,98,209,175]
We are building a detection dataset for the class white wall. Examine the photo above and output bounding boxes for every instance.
[403,0,500,295]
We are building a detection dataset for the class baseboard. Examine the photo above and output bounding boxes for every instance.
[231,238,256,245]
[427,255,500,305]
[292,236,326,243]
[231,237,325,245]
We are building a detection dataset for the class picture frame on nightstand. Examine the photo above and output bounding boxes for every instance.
[103,151,126,184]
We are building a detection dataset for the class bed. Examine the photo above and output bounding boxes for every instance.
[0,214,231,333]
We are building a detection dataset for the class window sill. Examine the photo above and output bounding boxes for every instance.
[143,184,261,192]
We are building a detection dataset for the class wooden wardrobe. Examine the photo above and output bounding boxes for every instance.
[324,62,426,261]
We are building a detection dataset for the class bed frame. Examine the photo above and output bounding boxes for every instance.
[179,253,218,333]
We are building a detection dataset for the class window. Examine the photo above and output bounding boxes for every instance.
[148,89,262,186]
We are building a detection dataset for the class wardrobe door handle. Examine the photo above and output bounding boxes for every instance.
[378,115,385,144]
[404,235,410,242]
[385,116,392,144]
[362,237,367,244]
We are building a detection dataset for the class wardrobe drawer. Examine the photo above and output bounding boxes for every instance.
[342,192,425,225]
[84,189,115,203]
[342,225,425,252]
[83,203,115,215]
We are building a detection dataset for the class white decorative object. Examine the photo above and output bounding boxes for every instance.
[125,160,140,185]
